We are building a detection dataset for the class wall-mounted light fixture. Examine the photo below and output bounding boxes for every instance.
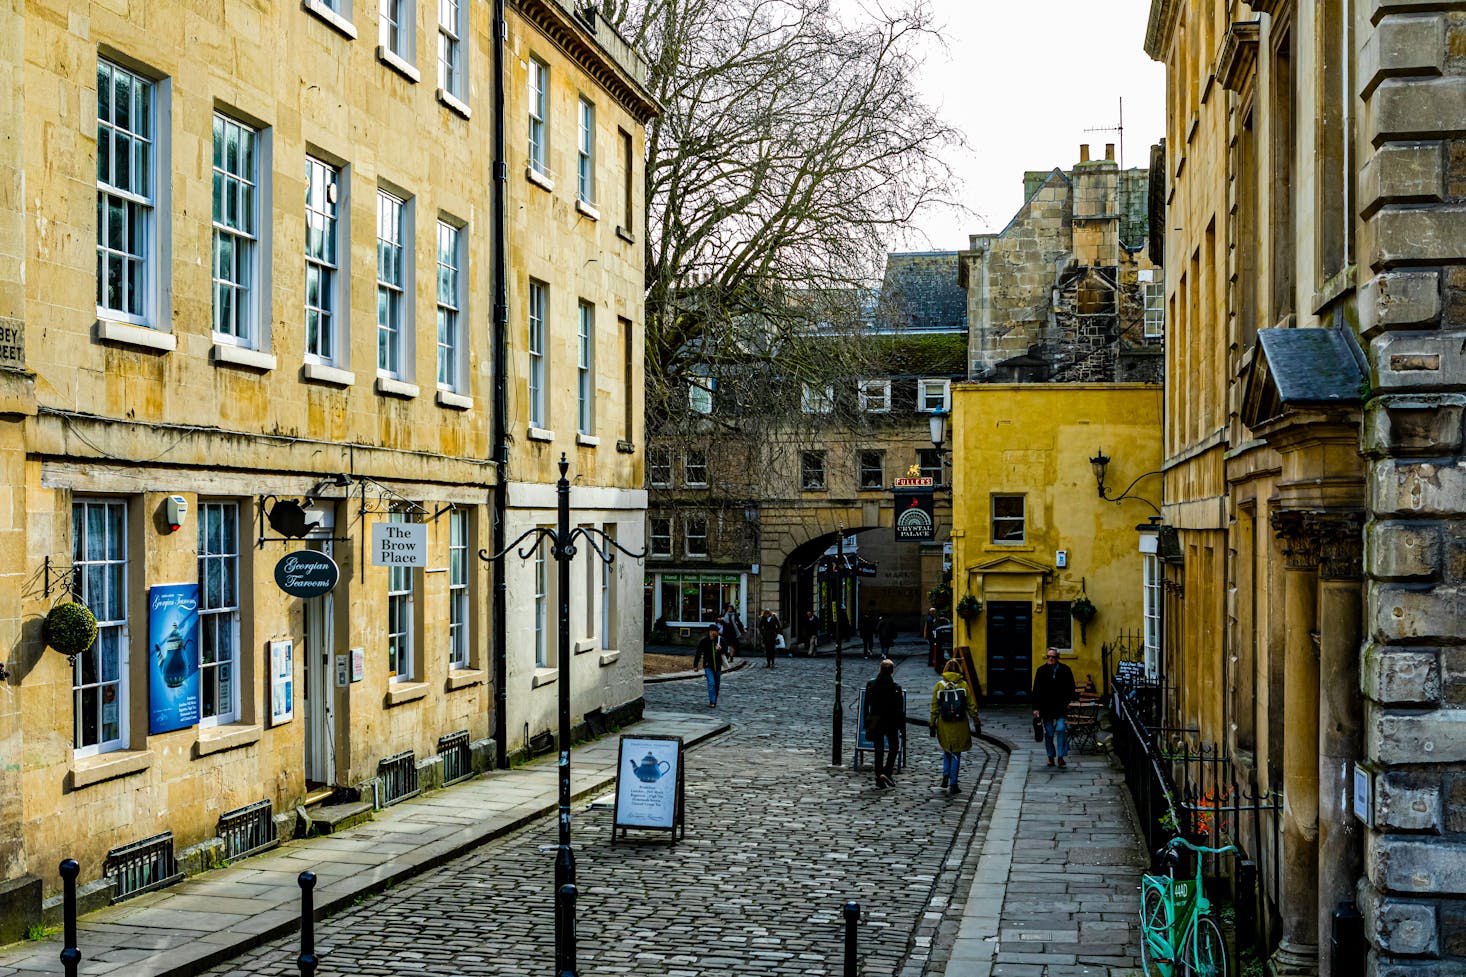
[1088,448,1161,514]
[928,408,948,449]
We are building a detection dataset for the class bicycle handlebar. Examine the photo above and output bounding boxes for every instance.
[1164,836,1238,856]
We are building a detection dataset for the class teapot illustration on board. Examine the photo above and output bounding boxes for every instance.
[629,752,671,782]
[155,623,194,689]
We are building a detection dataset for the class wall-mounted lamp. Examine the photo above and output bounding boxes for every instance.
[928,408,948,449]
[1088,448,1161,514]
[1089,449,1111,497]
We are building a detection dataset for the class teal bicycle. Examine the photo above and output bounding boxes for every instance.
[1139,836,1235,977]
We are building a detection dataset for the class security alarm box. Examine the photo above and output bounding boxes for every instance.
[165,495,189,533]
[1055,550,1068,569]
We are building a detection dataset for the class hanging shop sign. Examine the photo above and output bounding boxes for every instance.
[612,734,685,844]
[371,521,428,567]
[273,550,340,597]
[892,476,934,489]
[148,584,201,735]
[893,491,935,542]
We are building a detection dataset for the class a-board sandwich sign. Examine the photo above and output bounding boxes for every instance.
[612,734,685,844]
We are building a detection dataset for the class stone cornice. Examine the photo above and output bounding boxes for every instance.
[1249,0,1291,16]
[1217,20,1261,93]
[514,0,660,123]
[1144,0,1180,61]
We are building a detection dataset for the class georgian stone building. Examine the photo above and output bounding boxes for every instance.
[1147,1,1466,973]
[0,0,651,935]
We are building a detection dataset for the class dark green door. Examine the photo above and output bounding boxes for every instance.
[986,601,1032,699]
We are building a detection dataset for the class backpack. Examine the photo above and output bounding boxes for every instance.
[937,683,967,722]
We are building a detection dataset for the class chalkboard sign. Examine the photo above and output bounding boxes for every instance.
[612,735,685,844]
[853,688,908,771]
[1115,660,1145,684]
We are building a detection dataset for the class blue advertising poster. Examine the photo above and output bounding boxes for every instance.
[148,583,200,734]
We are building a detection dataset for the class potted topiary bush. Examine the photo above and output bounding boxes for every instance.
[42,601,98,658]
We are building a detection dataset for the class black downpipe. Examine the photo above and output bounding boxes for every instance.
[490,0,510,769]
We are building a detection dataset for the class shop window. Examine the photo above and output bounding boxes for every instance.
[448,510,469,668]
[198,501,240,725]
[72,499,129,755]
[387,511,416,680]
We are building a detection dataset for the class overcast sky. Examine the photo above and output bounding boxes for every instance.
[903,1,1166,252]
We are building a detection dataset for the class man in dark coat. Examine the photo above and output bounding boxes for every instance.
[863,659,904,788]
[876,615,898,657]
[923,607,941,671]
[1031,647,1077,767]
[858,610,877,659]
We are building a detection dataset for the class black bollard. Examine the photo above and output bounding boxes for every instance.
[842,900,859,977]
[557,883,578,977]
[297,872,318,977]
[58,859,80,977]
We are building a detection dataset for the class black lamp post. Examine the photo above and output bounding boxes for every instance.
[830,529,849,766]
[480,454,644,976]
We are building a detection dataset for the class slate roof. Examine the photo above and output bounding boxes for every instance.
[877,252,968,332]
[1256,327,1366,405]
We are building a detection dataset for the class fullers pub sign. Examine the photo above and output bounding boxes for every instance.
[893,475,935,542]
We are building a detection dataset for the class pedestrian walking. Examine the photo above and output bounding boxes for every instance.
[693,624,725,708]
[719,602,745,660]
[858,610,877,659]
[929,657,980,794]
[922,607,941,671]
[876,614,898,657]
[758,609,783,668]
[798,610,820,655]
[863,658,904,789]
[1031,647,1077,768]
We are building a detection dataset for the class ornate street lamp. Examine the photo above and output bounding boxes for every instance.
[1088,447,1161,514]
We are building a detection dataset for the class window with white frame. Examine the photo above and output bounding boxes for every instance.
[387,512,416,680]
[1143,277,1165,339]
[436,219,464,390]
[858,379,890,413]
[685,515,708,558]
[582,524,596,640]
[1143,552,1162,677]
[992,494,1026,543]
[918,378,951,412]
[96,60,157,325]
[198,502,240,725]
[534,534,549,666]
[577,300,595,434]
[684,448,708,487]
[377,190,408,377]
[801,451,826,490]
[437,0,466,100]
[648,446,672,487]
[448,509,469,668]
[528,58,548,174]
[650,517,672,558]
[380,0,413,61]
[72,500,129,755]
[601,525,617,649]
[305,157,342,364]
[577,97,596,204]
[689,377,713,414]
[212,114,260,346]
[801,383,834,414]
[528,280,547,427]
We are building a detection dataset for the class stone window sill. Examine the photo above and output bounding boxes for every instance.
[526,167,554,192]
[437,389,473,410]
[447,668,485,691]
[71,749,154,790]
[212,343,277,372]
[598,650,620,667]
[95,320,176,353]
[302,0,357,39]
[531,668,558,688]
[376,375,420,399]
[385,681,429,707]
[194,723,263,758]
[528,426,554,442]
[438,88,471,119]
[616,440,635,454]
[302,362,355,387]
[576,433,600,447]
[616,226,634,244]
[575,199,600,221]
[377,45,420,83]
[574,638,597,655]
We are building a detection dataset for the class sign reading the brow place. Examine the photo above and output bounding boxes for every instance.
[371,521,427,566]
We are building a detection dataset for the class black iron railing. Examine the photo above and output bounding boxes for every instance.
[219,799,279,861]
[438,730,472,786]
[377,750,420,807]
[104,832,182,901]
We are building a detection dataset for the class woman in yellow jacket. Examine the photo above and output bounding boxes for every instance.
[930,657,981,795]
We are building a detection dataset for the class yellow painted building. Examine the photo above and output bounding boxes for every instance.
[0,0,652,932]
[949,384,1161,699]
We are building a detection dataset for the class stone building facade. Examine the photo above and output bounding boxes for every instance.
[1147,1,1466,973]
[0,0,651,935]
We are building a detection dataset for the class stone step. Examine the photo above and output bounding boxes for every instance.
[302,800,374,835]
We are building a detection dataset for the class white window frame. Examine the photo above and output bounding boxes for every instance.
[600,525,617,650]
[648,446,672,488]
[387,512,416,681]
[376,189,411,379]
[448,510,470,669]
[858,379,890,413]
[992,494,1026,544]
[305,156,346,366]
[380,0,414,63]
[534,534,549,667]
[577,300,595,435]
[436,218,465,390]
[577,96,596,205]
[684,515,708,558]
[211,114,262,347]
[72,499,129,756]
[198,501,241,726]
[801,383,834,414]
[528,58,548,175]
[650,517,672,558]
[918,378,951,413]
[437,0,467,101]
[96,60,163,328]
[684,448,708,488]
[1143,553,1162,678]
[1143,279,1166,339]
[528,280,547,428]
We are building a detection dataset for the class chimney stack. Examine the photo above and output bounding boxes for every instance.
[1105,143,1116,161]
[1079,144,1090,163]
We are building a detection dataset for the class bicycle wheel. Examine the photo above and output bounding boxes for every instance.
[1139,884,1172,977]
[1182,914,1226,977]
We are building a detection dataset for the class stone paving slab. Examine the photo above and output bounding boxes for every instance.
[0,711,727,977]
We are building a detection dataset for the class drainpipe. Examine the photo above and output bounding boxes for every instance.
[491,0,510,769]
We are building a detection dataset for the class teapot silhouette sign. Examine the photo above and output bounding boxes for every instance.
[629,752,672,783]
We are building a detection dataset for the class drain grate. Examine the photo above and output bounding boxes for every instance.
[219,799,278,861]
[437,730,472,786]
[105,832,182,901]
[378,750,420,807]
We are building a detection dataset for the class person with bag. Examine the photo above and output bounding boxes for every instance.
[863,659,904,789]
[692,624,725,708]
[758,609,783,668]
[719,603,745,660]
[929,657,980,795]
[1031,647,1077,767]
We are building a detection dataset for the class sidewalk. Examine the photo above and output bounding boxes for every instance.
[939,708,1148,976]
[0,711,727,977]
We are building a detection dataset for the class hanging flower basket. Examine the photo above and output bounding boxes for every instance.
[1070,596,1097,643]
[955,594,983,620]
[927,581,952,610]
[43,601,98,658]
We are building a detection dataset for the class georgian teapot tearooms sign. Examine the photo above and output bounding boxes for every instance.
[148,584,201,734]
[612,735,685,843]
[273,550,340,597]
